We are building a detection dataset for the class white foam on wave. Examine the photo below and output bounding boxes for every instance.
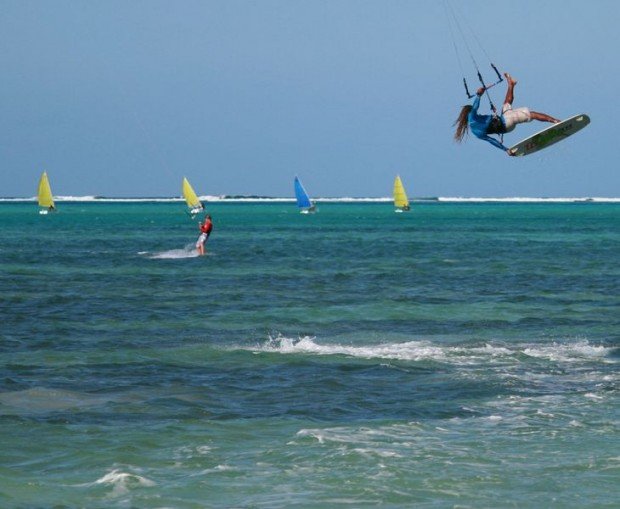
[257,335,446,362]
[196,464,236,476]
[95,469,155,487]
[76,469,155,497]
[2,195,100,202]
[173,444,215,462]
[146,244,200,259]
[247,335,614,367]
[295,422,425,449]
[523,340,612,362]
[352,447,403,458]
[256,335,521,363]
[53,195,99,202]
[584,393,604,400]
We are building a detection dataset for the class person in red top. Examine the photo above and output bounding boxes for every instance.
[195,215,213,256]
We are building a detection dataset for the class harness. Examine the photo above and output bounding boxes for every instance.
[487,115,506,135]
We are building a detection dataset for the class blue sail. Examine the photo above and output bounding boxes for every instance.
[294,176,312,209]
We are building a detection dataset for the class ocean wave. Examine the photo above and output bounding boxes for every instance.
[77,469,155,497]
[523,341,612,362]
[247,335,616,365]
[296,422,425,446]
[94,469,155,487]
[256,335,447,362]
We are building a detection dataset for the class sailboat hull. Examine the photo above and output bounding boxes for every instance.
[300,205,317,214]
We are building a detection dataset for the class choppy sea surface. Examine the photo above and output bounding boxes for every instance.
[0,201,618,508]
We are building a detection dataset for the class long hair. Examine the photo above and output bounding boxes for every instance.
[454,105,472,143]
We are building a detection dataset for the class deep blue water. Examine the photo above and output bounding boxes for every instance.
[0,201,618,508]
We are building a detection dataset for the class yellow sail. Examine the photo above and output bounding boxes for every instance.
[182,177,203,211]
[38,172,55,209]
[393,175,410,210]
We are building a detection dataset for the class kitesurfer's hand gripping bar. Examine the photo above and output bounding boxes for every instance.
[464,64,503,99]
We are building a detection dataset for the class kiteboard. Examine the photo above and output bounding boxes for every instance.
[509,114,590,156]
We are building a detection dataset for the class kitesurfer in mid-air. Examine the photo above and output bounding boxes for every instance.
[196,215,213,256]
[454,73,561,155]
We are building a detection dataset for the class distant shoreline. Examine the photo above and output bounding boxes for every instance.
[2,196,619,203]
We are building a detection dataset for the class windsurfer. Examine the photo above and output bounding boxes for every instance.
[454,73,560,155]
[196,215,213,256]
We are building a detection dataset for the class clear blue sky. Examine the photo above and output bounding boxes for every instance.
[1,0,618,198]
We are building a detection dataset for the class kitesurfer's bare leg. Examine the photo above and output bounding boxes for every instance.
[530,111,561,123]
[503,73,517,105]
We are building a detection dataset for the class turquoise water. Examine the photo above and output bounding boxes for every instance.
[0,201,618,508]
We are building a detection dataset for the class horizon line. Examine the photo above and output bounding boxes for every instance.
[2,196,620,203]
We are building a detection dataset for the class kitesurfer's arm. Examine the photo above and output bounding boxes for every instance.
[469,88,487,124]
[471,93,482,116]
[479,134,510,152]
[471,87,487,113]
